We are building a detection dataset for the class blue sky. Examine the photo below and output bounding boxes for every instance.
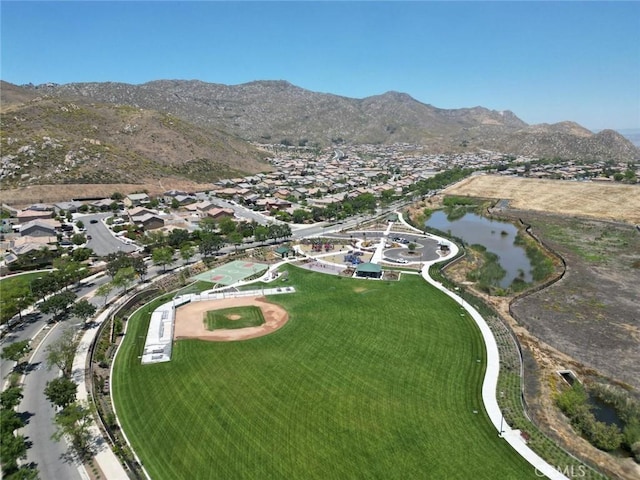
[1,1,639,131]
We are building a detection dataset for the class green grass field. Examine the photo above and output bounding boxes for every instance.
[0,271,49,324]
[113,266,539,479]
[204,306,265,330]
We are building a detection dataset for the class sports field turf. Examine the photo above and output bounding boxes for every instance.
[203,306,265,330]
[113,266,539,479]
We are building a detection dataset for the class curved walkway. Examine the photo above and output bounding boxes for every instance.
[397,212,568,480]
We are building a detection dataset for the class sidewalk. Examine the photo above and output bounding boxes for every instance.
[72,308,129,480]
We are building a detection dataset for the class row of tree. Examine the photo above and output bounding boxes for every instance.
[0,341,38,479]
[43,328,95,460]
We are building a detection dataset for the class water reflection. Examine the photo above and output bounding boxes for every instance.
[426,211,533,288]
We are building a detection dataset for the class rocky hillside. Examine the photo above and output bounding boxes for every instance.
[0,82,270,188]
[27,79,639,162]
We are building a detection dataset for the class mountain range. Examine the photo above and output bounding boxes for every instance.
[1,79,638,189]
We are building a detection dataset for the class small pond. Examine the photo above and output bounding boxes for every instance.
[425,211,533,288]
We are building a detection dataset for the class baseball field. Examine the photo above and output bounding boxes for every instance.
[112,266,539,479]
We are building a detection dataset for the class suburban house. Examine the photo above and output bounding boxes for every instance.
[127,207,159,221]
[91,198,116,210]
[10,235,58,257]
[16,209,54,224]
[124,193,151,207]
[184,201,217,217]
[135,214,165,231]
[163,190,188,203]
[164,190,196,205]
[19,219,60,237]
[54,201,83,213]
[206,208,235,221]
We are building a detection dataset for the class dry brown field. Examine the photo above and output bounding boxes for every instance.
[0,179,214,207]
[444,175,640,224]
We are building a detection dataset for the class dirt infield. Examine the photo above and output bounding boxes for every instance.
[174,296,288,341]
[444,175,640,224]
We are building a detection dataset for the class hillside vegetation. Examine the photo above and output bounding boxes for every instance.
[1,86,270,188]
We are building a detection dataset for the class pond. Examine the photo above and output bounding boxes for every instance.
[425,211,533,288]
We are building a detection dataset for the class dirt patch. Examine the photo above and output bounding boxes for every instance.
[174,296,288,341]
[444,175,640,224]
[225,314,242,321]
[0,180,214,207]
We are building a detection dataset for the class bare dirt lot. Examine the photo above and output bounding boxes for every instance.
[444,175,640,224]
[0,180,213,207]
[174,296,289,341]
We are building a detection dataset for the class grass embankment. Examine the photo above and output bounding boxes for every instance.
[113,266,539,480]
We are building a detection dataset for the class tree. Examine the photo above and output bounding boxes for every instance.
[44,377,77,409]
[95,282,114,306]
[13,287,33,322]
[199,232,223,258]
[254,225,269,244]
[75,220,85,230]
[0,432,28,475]
[0,386,23,410]
[152,246,174,273]
[112,266,136,294]
[130,255,148,280]
[110,191,124,201]
[5,465,40,479]
[292,209,309,224]
[0,409,25,434]
[218,217,236,235]
[71,233,86,245]
[142,230,166,248]
[72,299,97,322]
[227,231,244,253]
[71,247,93,262]
[31,276,52,301]
[39,291,77,319]
[53,258,84,287]
[52,401,94,459]
[180,243,195,264]
[0,340,31,365]
[168,229,190,247]
[199,217,217,233]
[45,328,78,378]
[408,242,417,253]
[106,252,131,278]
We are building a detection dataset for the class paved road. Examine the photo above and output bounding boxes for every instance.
[1,277,120,480]
[20,321,85,480]
[81,213,137,257]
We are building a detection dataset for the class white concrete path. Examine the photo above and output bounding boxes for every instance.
[397,212,568,479]
[72,307,129,480]
[369,221,393,264]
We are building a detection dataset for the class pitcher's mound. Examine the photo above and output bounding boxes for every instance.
[174,296,288,341]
